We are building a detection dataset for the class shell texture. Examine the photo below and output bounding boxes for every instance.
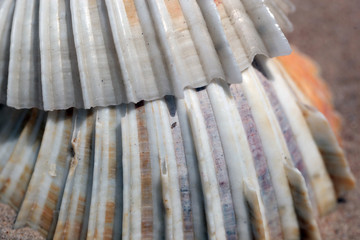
[0,0,356,239]
[0,0,292,110]
[0,58,355,239]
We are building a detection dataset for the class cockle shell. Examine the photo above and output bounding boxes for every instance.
[0,0,292,110]
[0,57,355,239]
[0,0,355,239]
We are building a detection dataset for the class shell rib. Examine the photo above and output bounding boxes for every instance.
[0,0,291,110]
[0,57,352,239]
[14,110,74,236]
[265,0,295,32]
[0,1,355,239]
[267,57,356,198]
[0,109,29,171]
[7,0,42,108]
[299,104,356,196]
[53,110,94,239]
[0,110,45,210]
[258,58,337,215]
[0,0,15,103]
[87,107,122,239]
[39,0,83,110]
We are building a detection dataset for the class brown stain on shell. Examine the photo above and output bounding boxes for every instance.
[124,0,140,26]
[136,103,154,239]
[164,0,183,20]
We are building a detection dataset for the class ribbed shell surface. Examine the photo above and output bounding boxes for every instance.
[0,0,292,110]
[0,0,355,239]
[0,59,354,239]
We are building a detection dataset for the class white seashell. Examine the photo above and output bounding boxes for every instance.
[0,0,291,110]
[0,0,15,103]
[265,0,295,32]
[0,1,355,239]
[265,58,356,198]
[0,58,354,239]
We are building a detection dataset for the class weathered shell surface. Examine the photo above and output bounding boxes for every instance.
[0,58,354,239]
[0,0,355,239]
[0,0,292,110]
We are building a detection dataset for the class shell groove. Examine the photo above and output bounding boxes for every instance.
[0,58,354,239]
[0,0,355,239]
[0,0,291,110]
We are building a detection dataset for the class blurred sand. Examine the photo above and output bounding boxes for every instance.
[0,0,359,239]
[287,0,360,239]
[0,203,44,240]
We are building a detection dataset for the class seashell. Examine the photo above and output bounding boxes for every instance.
[0,0,292,110]
[0,56,355,239]
[0,0,355,239]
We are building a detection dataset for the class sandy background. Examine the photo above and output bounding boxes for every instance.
[287,0,360,239]
[1,0,359,239]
